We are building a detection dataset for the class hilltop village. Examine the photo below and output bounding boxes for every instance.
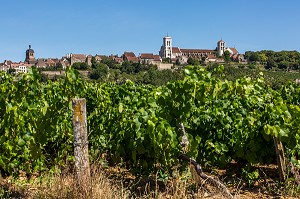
[0,36,245,73]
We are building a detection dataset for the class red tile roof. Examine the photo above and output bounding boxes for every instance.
[114,57,123,63]
[207,54,216,59]
[181,49,214,53]
[229,48,239,54]
[153,55,161,62]
[126,57,139,62]
[71,54,86,60]
[172,47,181,53]
[140,53,154,59]
[4,60,12,65]
[123,52,136,57]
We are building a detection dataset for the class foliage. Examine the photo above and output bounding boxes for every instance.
[1,66,300,178]
[207,64,300,90]
[187,57,200,66]
[72,62,90,70]
[89,63,108,81]
[162,58,171,63]
[245,50,300,70]
[223,50,231,63]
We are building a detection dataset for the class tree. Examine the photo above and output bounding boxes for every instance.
[121,61,135,74]
[265,57,278,69]
[89,63,108,81]
[187,57,200,66]
[245,51,260,62]
[224,50,231,63]
[72,62,90,70]
[91,56,97,68]
[278,61,289,70]
[55,62,63,70]
[8,68,16,75]
[259,53,268,63]
[162,58,171,63]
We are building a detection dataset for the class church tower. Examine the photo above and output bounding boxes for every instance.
[159,36,173,59]
[217,40,226,56]
[25,45,36,64]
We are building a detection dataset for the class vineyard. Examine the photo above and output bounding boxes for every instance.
[1,66,300,186]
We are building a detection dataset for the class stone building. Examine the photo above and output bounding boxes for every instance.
[159,36,242,64]
[159,36,173,59]
[139,53,162,65]
[122,52,139,63]
[65,53,92,66]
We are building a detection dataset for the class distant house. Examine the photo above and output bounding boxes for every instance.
[60,59,70,69]
[139,53,162,65]
[36,59,47,68]
[231,54,245,62]
[140,53,154,63]
[68,53,92,66]
[94,55,105,62]
[94,54,123,64]
[153,55,162,63]
[48,58,60,67]
[206,54,217,63]
[4,60,12,66]
[15,65,28,73]
[0,63,9,71]
[122,52,139,63]
[113,57,124,64]
[35,58,62,68]
[70,54,86,65]
[4,61,32,73]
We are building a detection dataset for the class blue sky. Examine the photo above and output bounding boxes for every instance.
[1,0,300,62]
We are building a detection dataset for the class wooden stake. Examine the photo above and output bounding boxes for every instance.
[274,137,286,182]
[72,98,91,197]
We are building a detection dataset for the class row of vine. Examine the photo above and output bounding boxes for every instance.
[0,66,299,176]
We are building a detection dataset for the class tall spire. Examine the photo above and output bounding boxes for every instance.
[29,45,31,49]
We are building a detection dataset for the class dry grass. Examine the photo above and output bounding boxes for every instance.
[1,164,300,199]
[0,165,228,199]
[30,166,131,199]
[0,166,130,199]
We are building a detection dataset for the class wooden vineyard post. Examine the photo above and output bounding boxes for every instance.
[274,137,286,182]
[72,98,91,197]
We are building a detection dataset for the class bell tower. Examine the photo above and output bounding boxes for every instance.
[159,36,173,59]
[217,40,226,56]
[25,45,35,63]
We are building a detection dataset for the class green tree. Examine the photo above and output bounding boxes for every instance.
[122,61,135,74]
[89,63,108,80]
[7,68,16,74]
[187,57,200,65]
[72,62,89,70]
[162,58,171,63]
[249,52,260,62]
[224,50,231,63]
[266,58,277,69]
[259,53,268,63]
[278,61,289,70]
[91,56,97,68]
[55,62,63,70]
